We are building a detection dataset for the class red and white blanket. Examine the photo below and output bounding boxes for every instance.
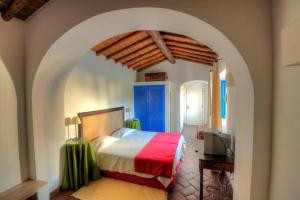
[92,129,186,188]
[134,133,182,178]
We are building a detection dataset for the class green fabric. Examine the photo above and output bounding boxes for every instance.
[61,138,101,190]
[125,118,141,130]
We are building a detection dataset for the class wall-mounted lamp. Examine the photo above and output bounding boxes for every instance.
[225,72,235,87]
[65,117,72,139]
[71,116,81,138]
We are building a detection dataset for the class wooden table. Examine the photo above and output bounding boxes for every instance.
[199,153,234,200]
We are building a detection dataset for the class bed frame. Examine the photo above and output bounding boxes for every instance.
[78,107,124,140]
[77,106,177,191]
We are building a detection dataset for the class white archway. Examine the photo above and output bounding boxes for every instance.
[0,58,21,192]
[32,8,254,200]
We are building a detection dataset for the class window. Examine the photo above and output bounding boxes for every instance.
[221,80,226,119]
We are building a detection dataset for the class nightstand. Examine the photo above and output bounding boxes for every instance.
[61,138,101,190]
[125,118,141,130]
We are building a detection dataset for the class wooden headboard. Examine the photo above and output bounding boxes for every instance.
[78,107,125,140]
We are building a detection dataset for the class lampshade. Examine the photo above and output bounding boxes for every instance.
[71,116,82,125]
[125,108,131,113]
[225,72,235,87]
[65,117,72,126]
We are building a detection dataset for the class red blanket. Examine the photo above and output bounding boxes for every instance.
[134,132,181,178]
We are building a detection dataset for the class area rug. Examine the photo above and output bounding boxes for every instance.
[72,177,167,200]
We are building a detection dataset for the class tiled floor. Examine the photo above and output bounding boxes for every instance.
[52,125,233,200]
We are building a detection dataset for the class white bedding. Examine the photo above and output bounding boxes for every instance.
[92,128,186,188]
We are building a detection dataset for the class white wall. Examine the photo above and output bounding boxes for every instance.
[270,1,300,199]
[0,60,21,192]
[226,67,237,152]
[0,18,28,190]
[65,52,136,139]
[138,60,210,132]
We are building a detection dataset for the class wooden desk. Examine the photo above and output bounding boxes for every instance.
[199,153,234,200]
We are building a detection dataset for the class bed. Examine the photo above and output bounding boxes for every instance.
[78,107,185,191]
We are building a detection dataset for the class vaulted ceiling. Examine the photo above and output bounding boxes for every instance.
[0,0,48,21]
[91,31,219,72]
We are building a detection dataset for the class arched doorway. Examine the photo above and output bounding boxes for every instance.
[31,8,254,200]
[180,80,209,131]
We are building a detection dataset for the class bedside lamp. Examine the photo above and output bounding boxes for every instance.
[71,116,81,138]
[125,107,131,120]
[65,117,72,139]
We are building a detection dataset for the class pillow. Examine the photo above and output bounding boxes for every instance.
[91,135,119,151]
[111,128,135,138]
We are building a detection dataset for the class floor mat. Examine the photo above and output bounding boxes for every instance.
[72,177,167,200]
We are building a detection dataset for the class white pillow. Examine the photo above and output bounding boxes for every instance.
[91,135,119,151]
[111,128,135,138]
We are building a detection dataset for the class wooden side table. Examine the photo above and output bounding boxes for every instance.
[199,153,234,200]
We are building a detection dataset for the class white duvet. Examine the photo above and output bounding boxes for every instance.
[91,128,186,188]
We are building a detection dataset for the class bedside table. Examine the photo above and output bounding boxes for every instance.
[125,118,141,130]
[61,138,101,190]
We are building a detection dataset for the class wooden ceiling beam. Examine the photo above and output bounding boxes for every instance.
[97,31,149,56]
[168,46,218,59]
[124,49,162,66]
[128,53,164,69]
[171,49,216,62]
[166,41,216,55]
[147,30,175,64]
[174,53,213,63]
[1,0,28,21]
[92,32,133,53]
[174,54,214,66]
[133,55,166,70]
[177,57,213,66]
[116,44,157,64]
[136,57,167,72]
[109,38,154,60]
[137,62,164,72]
[161,33,201,45]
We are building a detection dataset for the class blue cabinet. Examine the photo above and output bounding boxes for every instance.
[134,85,165,132]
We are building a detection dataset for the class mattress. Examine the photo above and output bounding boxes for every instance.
[92,129,185,188]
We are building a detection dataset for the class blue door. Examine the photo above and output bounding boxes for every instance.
[134,85,165,132]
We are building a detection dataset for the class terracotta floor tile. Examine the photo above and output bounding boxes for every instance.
[179,185,197,197]
[186,194,197,200]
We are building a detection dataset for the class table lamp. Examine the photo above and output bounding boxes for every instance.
[125,107,131,119]
[71,116,81,138]
[65,117,72,139]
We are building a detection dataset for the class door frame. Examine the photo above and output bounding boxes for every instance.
[185,86,204,125]
[180,80,209,129]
